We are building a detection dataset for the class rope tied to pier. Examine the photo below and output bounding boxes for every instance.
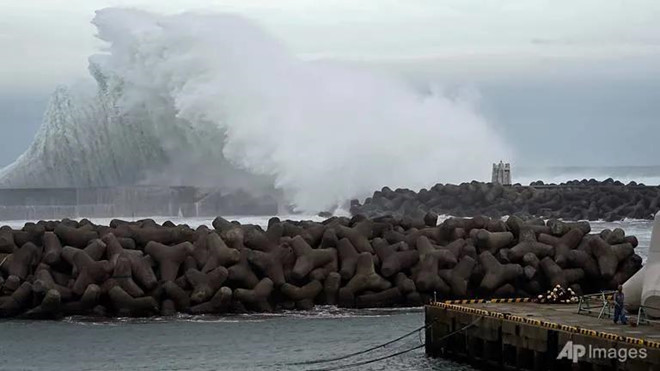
[287,319,439,366]
[305,316,484,371]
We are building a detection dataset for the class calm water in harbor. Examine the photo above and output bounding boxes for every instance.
[0,308,475,371]
[0,216,653,370]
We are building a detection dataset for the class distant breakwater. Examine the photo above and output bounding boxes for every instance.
[351,179,660,222]
[0,187,279,220]
[0,214,641,318]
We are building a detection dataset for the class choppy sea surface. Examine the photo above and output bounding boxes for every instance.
[0,215,653,370]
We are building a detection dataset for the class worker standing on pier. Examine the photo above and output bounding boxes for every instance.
[613,285,628,325]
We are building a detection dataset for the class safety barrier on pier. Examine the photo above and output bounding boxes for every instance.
[430,302,660,349]
[442,298,534,305]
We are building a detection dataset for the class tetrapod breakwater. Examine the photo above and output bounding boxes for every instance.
[0,213,642,319]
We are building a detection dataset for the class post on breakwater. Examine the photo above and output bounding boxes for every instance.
[425,301,660,370]
[492,161,512,186]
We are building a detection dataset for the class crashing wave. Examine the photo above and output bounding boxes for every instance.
[0,8,510,212]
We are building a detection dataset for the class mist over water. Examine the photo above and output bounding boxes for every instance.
[0,8,510,212]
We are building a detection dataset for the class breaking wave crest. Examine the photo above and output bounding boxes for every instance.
[0,8,510,212]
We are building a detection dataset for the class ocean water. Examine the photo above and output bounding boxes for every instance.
[514,165,660,186]
[0,308,474,371]
[0,215,652,370]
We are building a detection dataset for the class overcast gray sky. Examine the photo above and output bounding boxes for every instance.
[1,0,659,167]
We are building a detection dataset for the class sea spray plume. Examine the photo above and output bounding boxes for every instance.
[0,10,272,192]
[0,8,510,212]
[93,8,510,210]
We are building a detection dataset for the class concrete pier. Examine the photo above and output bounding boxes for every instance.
[426,301,660,370]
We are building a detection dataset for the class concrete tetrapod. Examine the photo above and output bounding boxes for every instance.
[473,229,514,254]
[102,255,145,297]
[64,247,113,296]
[566,249,600,278]
[0,226,16,253]
[54,224,98,249]
[42,232,62,266]
[440,239,469,259]
[508,228,554,262]
[339,253,391,306]
[162,281,191,312]
[191,227,211,267]
[128,254,158,292]
[190,287,233,314]
[8,242,41,280]
[145,241,194,282]
[612,254,642,287]
[22,289,61,319]
[161,299,177,316]
[335,225,374,254]
[439,255,476,297]
[84,239,107,261]
[478,251,523,293]
[228,249,259,289]
[290,236,335,280]
[547,219,591,236]
[0,282,33,317]
[247,245,290,286]
[14,224,45,247]
[281,280,323,302]
[61,284,101,315]
[394,272,416,295]
[539,228,584,267]
[129,226,192,247]
[323,272,341,305]
[414,253,450,295]
[539,257,585,288]
[234,278,274,312]
[415,236,457,268]
[356,287,403,308]
[589,237,620,280]
[186,267,229,304]
[33,266,73,300]
[1,275,19,295]
[373,238,419,278]
[202,233,240,273]
[109,286,159,317]
[337,238,359,280]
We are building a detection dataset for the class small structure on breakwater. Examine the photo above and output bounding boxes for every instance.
[491,161,512,186]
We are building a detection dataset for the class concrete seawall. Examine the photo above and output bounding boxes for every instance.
[0,187,279,220]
